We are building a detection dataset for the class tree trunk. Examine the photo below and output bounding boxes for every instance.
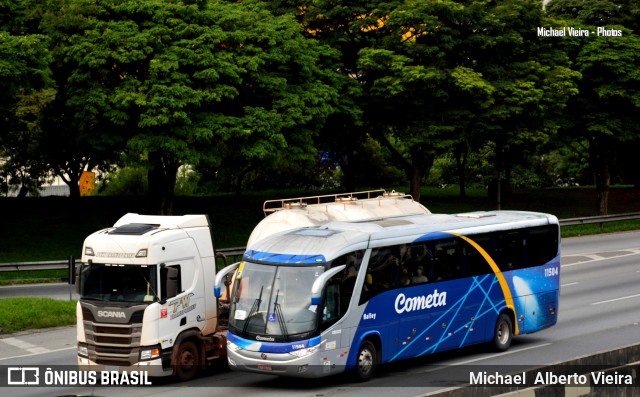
[454,143,467,199]
[147,152,179,215]
[409,162,422,202]
[590,137,610,216]
[594,161,610,216]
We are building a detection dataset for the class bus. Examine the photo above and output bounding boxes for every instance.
[214,210,560,381]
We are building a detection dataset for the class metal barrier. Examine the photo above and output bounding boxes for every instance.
[558,212,640,226]
[2,213,640,272]
[0,247,247,272]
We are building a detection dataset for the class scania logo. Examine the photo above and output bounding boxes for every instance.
[261,353,267,360]
[96,310,126,318]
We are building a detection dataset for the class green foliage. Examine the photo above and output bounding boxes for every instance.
[546,0,640,212]
[38,0,340,210]
[96,166,148,196]
[0,298,76,334]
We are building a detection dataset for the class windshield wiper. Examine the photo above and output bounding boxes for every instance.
[242,286,263,337]
[273,289,290,341]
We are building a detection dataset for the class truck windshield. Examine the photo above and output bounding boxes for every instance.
[80,263,158,303]
[229,262,324,340]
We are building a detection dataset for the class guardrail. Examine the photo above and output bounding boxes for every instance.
[2,213,640,272]
[0,247,247,272]
[558,211,640,226]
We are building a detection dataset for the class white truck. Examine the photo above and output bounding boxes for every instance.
[76,190,429,381]
[76,213,230,381]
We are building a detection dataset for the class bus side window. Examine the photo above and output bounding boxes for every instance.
[500,231,525,270]
[330,250,363,318]
[526,226,558,267]
[323,282,340,322]
[466,235,496,276]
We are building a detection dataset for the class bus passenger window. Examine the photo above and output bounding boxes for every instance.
[323,283,340,322]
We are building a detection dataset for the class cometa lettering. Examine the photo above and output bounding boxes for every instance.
[97,311,126,318]
[394,289,447,314]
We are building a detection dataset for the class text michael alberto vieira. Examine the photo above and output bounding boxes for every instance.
[470,371,634,386]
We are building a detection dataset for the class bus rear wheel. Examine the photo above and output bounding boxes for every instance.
[493,313,513,352]
[175,340,200,382]
[353,340,377,382]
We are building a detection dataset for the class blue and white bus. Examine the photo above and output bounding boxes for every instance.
[215,210,560,381]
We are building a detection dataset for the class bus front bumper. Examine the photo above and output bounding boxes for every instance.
[227,347,340,378]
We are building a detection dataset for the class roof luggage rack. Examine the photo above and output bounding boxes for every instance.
[262,189,415,216]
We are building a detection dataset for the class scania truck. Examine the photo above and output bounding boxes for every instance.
[76,190,429,381]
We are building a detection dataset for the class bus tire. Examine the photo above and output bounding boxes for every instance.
[175,340,200,382]
[353,340,377,382]
[493,313,513,352]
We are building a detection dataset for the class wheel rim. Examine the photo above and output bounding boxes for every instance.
[497,321,509,345]
[358,347,373,375]
[180,349,196,369]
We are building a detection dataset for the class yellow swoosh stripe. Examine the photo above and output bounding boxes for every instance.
[446,232,519,335]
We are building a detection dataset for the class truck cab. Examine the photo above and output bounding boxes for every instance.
[76,214,227,381]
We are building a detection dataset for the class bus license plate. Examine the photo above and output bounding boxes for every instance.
[257,364,272,371]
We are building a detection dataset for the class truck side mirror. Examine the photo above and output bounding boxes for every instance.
[75,260,89,295]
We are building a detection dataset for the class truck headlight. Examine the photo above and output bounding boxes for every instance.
[140,346,161,360]
[77,344,88,357]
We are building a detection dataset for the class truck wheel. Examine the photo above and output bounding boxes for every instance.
[175,340,199,382]
[353,340,377,382]
[493,313,513,352]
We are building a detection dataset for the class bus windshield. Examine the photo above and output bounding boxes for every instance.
[229,262,324,340]
[80,263,158,303]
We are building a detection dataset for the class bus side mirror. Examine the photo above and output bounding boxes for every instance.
[311,265,346,305]
[215,262,240,299]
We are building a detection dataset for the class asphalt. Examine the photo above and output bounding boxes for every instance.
[0,326,76,362]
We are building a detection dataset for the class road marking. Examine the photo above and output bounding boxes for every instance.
[1,337,50,354]
[561,282,579,287]
[416,343,552,373]
[592,293,640,306]
[562,249,640,268]
[0,346,75,362]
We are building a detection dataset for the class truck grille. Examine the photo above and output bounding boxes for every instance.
[81,305,145,366]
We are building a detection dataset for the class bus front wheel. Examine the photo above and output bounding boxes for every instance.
[353,340,377,382]
[493,313,513,352]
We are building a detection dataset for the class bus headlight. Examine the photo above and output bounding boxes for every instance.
[227,340,242,353]
[140,346,161,361]
[289,345,319,358]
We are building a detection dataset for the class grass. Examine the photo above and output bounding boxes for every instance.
[0,270,68,286]
[0,297,77,334]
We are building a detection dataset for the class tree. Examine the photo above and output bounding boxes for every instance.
[0,3,53,196]
[41,0,339,212]
[547,0,640,214]
[269,0,578,203]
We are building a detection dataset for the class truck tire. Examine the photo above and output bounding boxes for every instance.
[175,340,200,382]
[353,340,377,382]
[493,313,513,352]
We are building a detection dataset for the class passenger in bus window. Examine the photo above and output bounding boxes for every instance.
[411,266,429,284]
[400,266,411,286]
